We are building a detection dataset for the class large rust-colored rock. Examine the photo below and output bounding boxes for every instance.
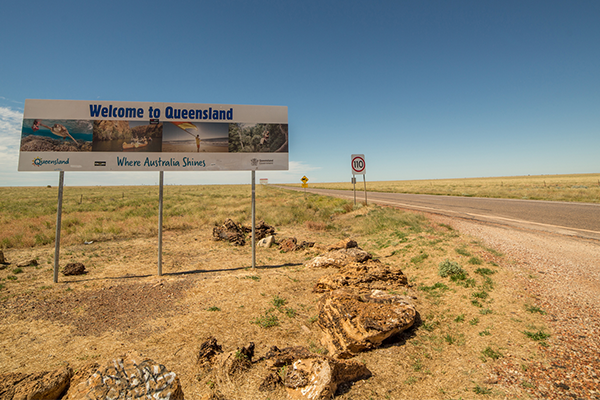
[63,262,86,276]
[305,248,371,268]
[326,238,358,251]
[278,237,315,253]
[314,261,408,293]
[317,290,416,358]
[65,351,184,400]
[285,357,371,400]
[0,366,72,400]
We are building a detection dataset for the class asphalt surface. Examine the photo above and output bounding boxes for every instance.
[278,186,600,241]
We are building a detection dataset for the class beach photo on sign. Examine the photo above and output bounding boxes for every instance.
[20,119,93,152]
[162,122,229,153]
[91,121,163,152]
[228,123,288,153]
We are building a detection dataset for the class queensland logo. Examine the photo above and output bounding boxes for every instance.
[32,157,70,167]
[250,158,259,166]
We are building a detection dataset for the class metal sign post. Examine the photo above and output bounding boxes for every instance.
[351,154,366,205]
[53,171,65,283]
[158,171,164,276]
[251,170,256,269]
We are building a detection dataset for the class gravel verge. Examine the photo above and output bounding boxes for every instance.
[433,216,600,400]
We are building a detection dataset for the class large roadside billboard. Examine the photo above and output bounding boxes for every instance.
[19,99,288,172]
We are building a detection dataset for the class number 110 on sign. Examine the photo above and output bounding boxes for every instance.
[351,154,366,175]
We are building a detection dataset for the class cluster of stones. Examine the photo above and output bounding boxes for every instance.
[0,352,183,400]
[212,218,275,246]
[307,239,418,358]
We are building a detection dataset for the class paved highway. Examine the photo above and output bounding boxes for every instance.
[278,186,600,241]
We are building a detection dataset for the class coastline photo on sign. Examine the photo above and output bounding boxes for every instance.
[228,123,288,153]
[162,122,229,153]
[20,119,93,152]
[92,120,163,152]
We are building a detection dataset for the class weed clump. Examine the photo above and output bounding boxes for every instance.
[438,259,466,278]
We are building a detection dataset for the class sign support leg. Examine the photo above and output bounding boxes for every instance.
[353,175,356,205]
[158,171,164,276]
[251,170,256,269]
[363,174,367,205]
[53,171,64,283]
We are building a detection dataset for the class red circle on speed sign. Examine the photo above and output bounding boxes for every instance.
[351,155,366,174]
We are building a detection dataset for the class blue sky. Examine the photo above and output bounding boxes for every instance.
[1,0,598,186]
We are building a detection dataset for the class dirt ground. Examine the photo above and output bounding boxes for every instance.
[0,213,555,399]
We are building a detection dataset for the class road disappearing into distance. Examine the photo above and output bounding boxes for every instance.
[279,186,600,242]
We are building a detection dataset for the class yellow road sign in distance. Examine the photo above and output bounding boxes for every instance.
[302,183,308,188]
[301,176,308,183]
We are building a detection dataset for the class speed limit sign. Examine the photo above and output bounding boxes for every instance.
[351,154,366,175]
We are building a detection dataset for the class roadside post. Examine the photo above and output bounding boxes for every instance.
[351,154,367,205]
[53,171,65,283]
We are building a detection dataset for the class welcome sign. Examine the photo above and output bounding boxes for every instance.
[19,99,288,172]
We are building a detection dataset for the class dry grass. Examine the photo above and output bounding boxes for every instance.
[0,186,548,399]
[301,173,600,203]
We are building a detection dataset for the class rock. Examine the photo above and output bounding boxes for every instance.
[210,343,255,378]
[278,237,314,252]
[258,235,276,248]
[0,366,72,400]
[314,261,409,293]
[254,220,276,241]
[64,351,184,400]
[305,248,371,268]
[63,262,86,276]
[285,357,371,400]
[264,346,317,370]
[317,290,416,357]
[212,218,246,246]
[258,372,283,392]
[326,238,358,251]
[197,336,224,369]
[16,259,38,268]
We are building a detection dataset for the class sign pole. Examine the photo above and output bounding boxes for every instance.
[353,175,356,205]
[363,174,367,205]
[251,170,256,269]
[53,171,64,283]
[158,171,164,276]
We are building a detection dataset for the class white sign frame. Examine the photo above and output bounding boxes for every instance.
[19,99,288,172]
[351,154,366,175]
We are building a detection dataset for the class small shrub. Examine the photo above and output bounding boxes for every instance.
[438,260,466,278]
[472,291,489,299]
[252,310,280,328]
[523,330,550,342]
[12,267,23,274]
[410,253,429,264]
[207,306,221,312]
[479,329,491,336]
[479,308,493,315]
[242,275,260,281]
[272,295,287,308]
[475,267,496,276]
[473,384,492,395]
[469,317,479,325]
[444,334,455,345]
[7,276,17,281]
[455,247,471,257]
[525,305,546,315]
[284,307,297,318]
[468,257,483,265]
[454,314,465,323]
[481,346,502,361]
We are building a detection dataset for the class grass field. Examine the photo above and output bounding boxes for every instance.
[298,173,600,203]
[0,184,548,398]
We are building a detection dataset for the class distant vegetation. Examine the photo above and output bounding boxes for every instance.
[300,173,600,203]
